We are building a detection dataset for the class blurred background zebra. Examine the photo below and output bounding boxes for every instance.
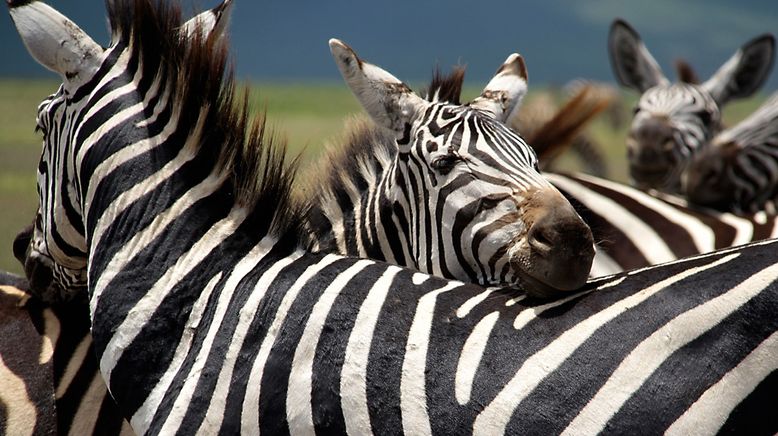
[608,18,775,194]
[684,91,778,213]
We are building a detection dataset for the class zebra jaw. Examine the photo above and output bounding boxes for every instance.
[8,0,103,84]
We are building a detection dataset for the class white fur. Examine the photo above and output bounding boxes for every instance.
[470,53,529,122]
[455,311,500,405]
[240,253,341,433]
[286,260,374,435]
[340,266,402,435]
[400,281,463,436]
[9,2,102,86]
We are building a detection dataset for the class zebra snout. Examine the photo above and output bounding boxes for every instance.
[628,117,679,173]
[523,194,594,294]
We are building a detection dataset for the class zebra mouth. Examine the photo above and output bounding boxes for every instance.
[512,250,592,299]
[516,272,568,299]
[14,225,86,304]
[629,164,672,189]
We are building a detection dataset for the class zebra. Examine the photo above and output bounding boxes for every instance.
[10,39,778,436]
[304,60,778,278]
[608,18,775,194]
[0,268,132,436]
[4,2,232,434]
[305,40,595,297]
[0,272,57,436]
[10,0,778,434]
[683,92,778,214]
[547,172,778,276]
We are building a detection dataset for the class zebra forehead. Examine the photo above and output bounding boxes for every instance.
[639,84,717,113]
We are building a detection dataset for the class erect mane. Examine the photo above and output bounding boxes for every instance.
[674,58,700,85]
[299,115,397,227]
[106,0,303,237]
[424,66,466,104]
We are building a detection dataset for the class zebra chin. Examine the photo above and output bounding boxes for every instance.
[511,189,595,298]
[13,224,86,305]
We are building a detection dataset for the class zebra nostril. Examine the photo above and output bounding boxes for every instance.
[528,225,555,257]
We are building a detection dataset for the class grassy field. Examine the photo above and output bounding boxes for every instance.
[0,79,766,274]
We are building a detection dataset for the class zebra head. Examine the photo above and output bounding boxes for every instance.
[329,40,595,296]
[683,92,778,213]
[609,18,775,193]
[9,0,234,303]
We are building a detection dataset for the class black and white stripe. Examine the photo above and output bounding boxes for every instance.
[303,68,778,278]
[609,18,775,193]
[0,273,57,436]
[684,91,778,213]
[547,172,778,275]
[306,43,594,296]
[11,1,778,434]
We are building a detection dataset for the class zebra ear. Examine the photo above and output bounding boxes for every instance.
[702,34,775,105]
[608,19,669,92]
[181,0,234,41]
[8,1,103,83]
[470,53,528,122]
[329,39,427,135]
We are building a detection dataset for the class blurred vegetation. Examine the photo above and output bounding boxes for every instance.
[0,79,767,274]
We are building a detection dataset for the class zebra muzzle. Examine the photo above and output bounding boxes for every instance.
[519,191,595,297]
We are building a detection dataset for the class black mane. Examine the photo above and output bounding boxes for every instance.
[106,0,303,239]
[423,66,466,104]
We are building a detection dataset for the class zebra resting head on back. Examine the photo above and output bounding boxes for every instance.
[10,0,778,434]
[683,92,778,214]
[306,41,595,297]
[609,18,775,193]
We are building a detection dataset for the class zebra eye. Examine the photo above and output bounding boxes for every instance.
[430,154,460,174]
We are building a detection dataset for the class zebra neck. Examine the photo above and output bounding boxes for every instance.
[308,160,410,265]
[81,133,297,328]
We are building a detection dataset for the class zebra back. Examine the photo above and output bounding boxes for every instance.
[547,172,778,275]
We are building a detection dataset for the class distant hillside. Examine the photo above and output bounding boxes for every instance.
[2,0,777,89]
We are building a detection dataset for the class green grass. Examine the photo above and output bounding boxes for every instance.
[0,79,768,274]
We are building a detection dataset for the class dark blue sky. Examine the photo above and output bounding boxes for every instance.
[2,0,777,89]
